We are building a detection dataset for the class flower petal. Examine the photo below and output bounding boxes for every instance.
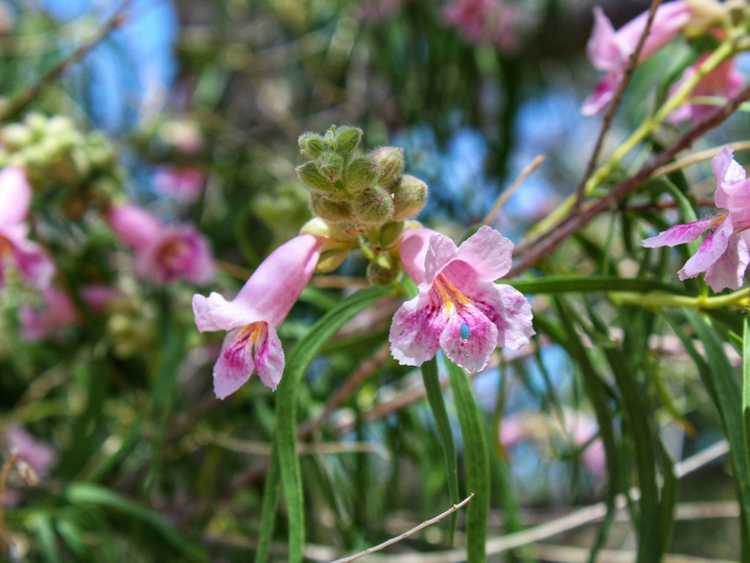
[255,325,285,390]
[1,225,55,289]
[399,227,438,286]
[641,219,713,248]
[473,283,535,350]
[704,233,750,292]
[213,328,256,399]
[454,225,513,281]
[440,305,498,373]
[389,293,444,367]
[617,1,691,61]
[108,204,163,251]
[424,232,458,283]
[582,72,621,116]
[234,234,322,326]
[678,216,733,280]
[0,168,31,226]
[587,6,625,72]
[192,292,256,332]
[713,147,746,187]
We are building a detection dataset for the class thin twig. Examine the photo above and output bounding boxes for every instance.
[331,493,475,563]
[509,84,750,278]
[573,0,664,210]
[0,0,132,121]
[197,433,389,459]
[653,140,750,178]
[483,155,545,225]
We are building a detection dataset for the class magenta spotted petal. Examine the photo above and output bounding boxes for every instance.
[704,234,750,292]
[678,216,733,281]
[641,219,712,248]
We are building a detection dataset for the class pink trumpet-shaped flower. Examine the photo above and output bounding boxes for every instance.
[0,168,54,289]
[109,204,214,285]
[443,0,523,53]
[669,57,744,124]
[391,226,534,372]
[5,426,55,478]
[154,166,205,204]
[192,234,322,399]
[20,287,78,341]
[582,2,692,116]
[642,147,750,291]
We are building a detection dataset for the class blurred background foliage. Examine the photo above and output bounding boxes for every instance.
[1,0,749,561]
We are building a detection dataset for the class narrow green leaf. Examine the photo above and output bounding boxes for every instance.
[421,358,460,544]
[744,318,750,494]
[254,450,280,563]
[31,514,60,563]
[273,285,392,563]
[504,276,683,295]
[446,359,489,563]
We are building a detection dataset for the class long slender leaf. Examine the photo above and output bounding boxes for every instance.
[505,276,684,295]
[421,358,460,544]
[272,285,392,563]
[446,358,489,563]
[254,450,280,563]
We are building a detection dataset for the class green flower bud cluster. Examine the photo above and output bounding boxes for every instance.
[296,125,429,284]
[0,113,123,216]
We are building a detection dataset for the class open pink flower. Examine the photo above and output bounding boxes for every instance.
[582,2,692,115]
[443,0,523,53]
[669,57,744,124]
[3,426,55,505]
[192,234,322,399]
[154,166,205,203]
[20,287,78,341]
[391,226,534,372]
[642,147,750,291]
[109,204,214,285]
[0,168,54,289]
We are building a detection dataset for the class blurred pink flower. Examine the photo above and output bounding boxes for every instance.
[80,284,121,313]
[391,226,534,372]
[669,57,744,124]
[442,0,523,53]
[3,426,55,505]
[642,147,750,291]
[0,167,54,289]
[109,204,214,285]
[567,413,606,478]
[582,2,692,115]
[20,287,78,341]
[192,234,322,399]
[361,0,404,21]
[499,414,527,449]
[154,166,205,204]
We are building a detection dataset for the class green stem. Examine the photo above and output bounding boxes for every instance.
[609,287,750,310]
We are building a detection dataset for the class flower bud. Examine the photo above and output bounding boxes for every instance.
[24,113,47,139]
[296,161,337,194]
[328,220,360,241]
[367,259,399,285]
[298,132,328,159]
[685,0,729,35]
[310,193,354,222]
[345,157,377,193]
[353,186,394,225]
[392,174,427,220]
[300,217,331,239]
[379,221,405,248]
[371,146,404,189]
[334,126,363,155]
[317,248,350,273]
[1,124,32,150]
[317,152,345,183]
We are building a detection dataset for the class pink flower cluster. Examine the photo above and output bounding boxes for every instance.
[193,225,534,399]
[154,166,205,204]
[643,148,750,292]
[442,0,524,53]
[3,426,55,505]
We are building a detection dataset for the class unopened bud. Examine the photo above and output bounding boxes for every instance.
[24,113,47,139]
[298,132,328,159]
[317,248,350,273]
[367,260,399,285]
[317,152,345,183]
[353,186,394,225]
[379,221,405,248]
[334,126,363,155]
[371,146,405,189]
[328,221,360,241]
[296,161,337,194]
[300,217,331,239]
[685,0,729,35]
[345,157,377,193]
[392,175,427,220]
[1,124,32,150]
[310,193,354,222]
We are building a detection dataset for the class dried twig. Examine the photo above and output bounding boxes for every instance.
[0,0,132,121]
[331,493,475,563]
[573,0,664,210]
[509,84,750,277]
[483,155,545,225]
[653,140,750,178]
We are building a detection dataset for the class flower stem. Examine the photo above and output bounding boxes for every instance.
[609,287,750,310]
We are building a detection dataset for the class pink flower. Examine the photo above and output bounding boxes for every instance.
[499,414,528,449]
[154,166,205,204]
[20,287,78,341]
[567,413,606,478]
[0,168,54,289]
[442,0,523,53]
[642,147,750,291]
[192,234,322,399]
[669,57,744,124]
[109,204,214,285]
[5,426,55,478]
[80,284,121,313]
[582,2,692,115]
[390,226,534,372]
